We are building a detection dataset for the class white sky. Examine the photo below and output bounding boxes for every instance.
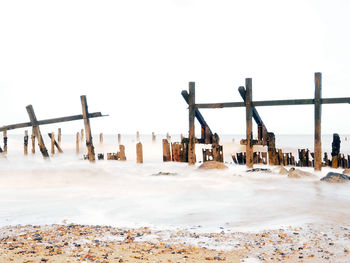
[1,0,350,136]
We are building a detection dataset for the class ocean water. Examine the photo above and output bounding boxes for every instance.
[0,133,349,232]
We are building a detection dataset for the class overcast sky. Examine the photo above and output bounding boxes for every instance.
[1,0,350,136]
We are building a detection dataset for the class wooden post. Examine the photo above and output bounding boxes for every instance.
[51,132,55,154]
[26,105,49,158]
[118,134,121,144]
[24,130,28,155]
[314,72,322,171]
[31,128,35,154]
[245,78,253,168]
[76,132,80,154]
[48,133,63,153]
[188,82,196,165]
[58,128,62,146]
[152,132,156,142]
[81,129,84,141]
[100,133,103,143]
[162,139,171,162]
[80,95,95,162]
[119,145,126,160]
[136,142,143,163]
[3,130,7,153]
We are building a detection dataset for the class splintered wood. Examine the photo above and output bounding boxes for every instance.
[106,145,126,161]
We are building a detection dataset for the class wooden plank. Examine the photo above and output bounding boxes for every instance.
[245,78,253,168]
[195,97,350,109]
[48,133,63,153]
[188,82,196,165]
[314,72,322,171]
[26,105,49,158]
[0,112,106,132]
[80,95,95,162]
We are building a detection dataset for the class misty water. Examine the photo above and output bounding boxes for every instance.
[0,134,349,232]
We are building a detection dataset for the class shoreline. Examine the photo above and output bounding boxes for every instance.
[0,222,349,262]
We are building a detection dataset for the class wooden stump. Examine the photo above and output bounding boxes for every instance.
[119,145,126,160]
[152,132,156,142]
[100,133,103,144]
[24,130,28,155]
[58,128,62,146]
[136,142,143,163]
[51,132,55,154]
[162,139,171,162]
[118,134,121,144]
[31,129,36,154]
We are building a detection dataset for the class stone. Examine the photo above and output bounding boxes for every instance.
[198,161,228,170]
[288,167,314,178]
[246,168,272,173]
[343,169,350,175]
[321,172,350,183]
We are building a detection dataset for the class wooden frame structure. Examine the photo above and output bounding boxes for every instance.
[186,73,350,170]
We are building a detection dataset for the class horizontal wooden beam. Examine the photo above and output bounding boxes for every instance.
[0,112,107,132]
[195,97,350,109]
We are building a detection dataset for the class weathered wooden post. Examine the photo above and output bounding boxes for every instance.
[162,139,171,161]
[31,128,35,154]
[3,130,7,153]
[152,132,156,142]
[26,105,49,158]
[119,145,126,160]
[314,72,322,171]
[58,128,62,146]
[100,133,103,144]
[245,78,253,168]
[80,95,95,162]
[24,130,28,155]
[118,134,121,144]
[188,82,196,165]
[76,132,80,154]
[51,132,55,154]
[136,142,143,163]
[48,133,63,153]
[81,129,84,141]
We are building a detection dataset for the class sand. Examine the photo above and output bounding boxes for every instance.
[0,223,349,262]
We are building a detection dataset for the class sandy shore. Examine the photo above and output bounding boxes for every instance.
[0,223,349,262]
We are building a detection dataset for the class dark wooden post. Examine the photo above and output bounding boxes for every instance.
[3,130,7,153]
[26,105,49,158]
[314,72,322,171]
[31,128,35,154]
[188,82,196,165]
[76,132,80,154]
[245,78,253,168]
[24,130,28,155]
[58,128,62,146]
[80,95,95,162]
[136,142,143,163]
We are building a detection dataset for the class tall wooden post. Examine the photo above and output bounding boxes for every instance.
[51,132,55,154]
[314,72,322,171]
[26,105,49,158]
[76,132,80,154]
[188,82,196,165]
[136,142,143,163]
[31,128,35,154]
[100,133,103,143]
[80,95,95,162]
[245,78,253,168]
[57,128,62,146]
[3,130,7,153]
[24,130,28,155]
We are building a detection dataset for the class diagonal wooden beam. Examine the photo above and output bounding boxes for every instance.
[26,105,49,158]
[81,95,95,162]
[48,133,63,153]
[0,112,107,132]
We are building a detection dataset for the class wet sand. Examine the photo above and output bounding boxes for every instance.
[0,223,349,262]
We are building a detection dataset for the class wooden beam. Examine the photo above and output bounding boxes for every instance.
[195,97,350,109]
[48,133,63,153]
[181,90,213,136]
[26,105,49,158]
[314,72,322,171]
[0,112,106,132]
[80,95,95,162]
[188,82,196,165]
[245,78,253,168]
